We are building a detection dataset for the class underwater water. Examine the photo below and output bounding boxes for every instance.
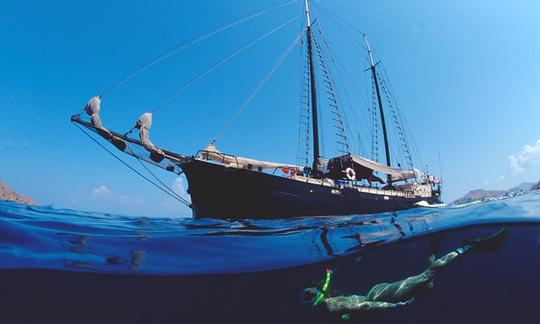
[1,191,540,323]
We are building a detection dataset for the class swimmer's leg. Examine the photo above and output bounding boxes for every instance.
[324,296,414,319]
[426,245,470,275]
[325,295,414,312]
[429,227,508,274]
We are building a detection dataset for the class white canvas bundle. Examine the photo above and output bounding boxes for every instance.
[200,143,303,171]
[137,112,156,149]
[84,96,101,115]
[91,113,103,128]
[138,112,153,130]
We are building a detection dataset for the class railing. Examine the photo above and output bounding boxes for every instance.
[196,150,241,168]
[196,147,436,199]
[196,150,300,176]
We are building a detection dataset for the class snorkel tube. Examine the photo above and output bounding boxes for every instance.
[313,268,333,306]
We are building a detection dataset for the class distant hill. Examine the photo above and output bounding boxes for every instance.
[452,182,535,205]
[507,182,534,193]
[452,189,506,206]
[0,181,37,205]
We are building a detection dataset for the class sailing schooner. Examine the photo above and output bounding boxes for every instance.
[72,0,442,219]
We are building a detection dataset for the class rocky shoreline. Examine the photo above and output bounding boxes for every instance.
[0,181,37,205]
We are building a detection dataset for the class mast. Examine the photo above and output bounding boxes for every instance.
[305,0,320,172]
[364,35,392,184]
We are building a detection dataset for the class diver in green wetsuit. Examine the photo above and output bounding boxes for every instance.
[302,228,507,319]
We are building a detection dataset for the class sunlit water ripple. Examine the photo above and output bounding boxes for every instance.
[1,191,539,275]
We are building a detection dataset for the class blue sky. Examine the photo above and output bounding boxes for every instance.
[1,0,539,218]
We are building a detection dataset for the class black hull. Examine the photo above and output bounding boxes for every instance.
[181,159,440,220]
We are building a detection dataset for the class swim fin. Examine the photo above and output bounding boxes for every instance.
[464,227,508,252]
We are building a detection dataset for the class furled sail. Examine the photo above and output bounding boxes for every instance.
[329,153,418,182]
[199,143,303,171]
[349,154,417,181]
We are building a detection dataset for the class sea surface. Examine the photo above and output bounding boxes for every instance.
[1,191,540,323]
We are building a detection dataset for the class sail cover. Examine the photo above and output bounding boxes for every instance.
[329,153,417,181]
[349,154,417,181]
[200,144,303,171]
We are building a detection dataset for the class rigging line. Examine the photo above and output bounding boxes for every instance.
[132,151,190,204]
[329,47,371,109]
[310,1,367,53]
[310,4,371,111]
[121,143,192,204]
[212,28,306,144]
[380,66,414,153]
[355,125,366,156]
[98,0,301,97]
[314,23,370,135]
[72,122,192,207]
[312,31,350,154]
[315,34,368,157]
[370,73,380,162]
[296,23,310,166]
[380,64,424,169]
[376,71,405,163]
[311,0,363,33]
[151,13,303,114]
[363,54,371,113]
[438,151,443,181]
[333,48,371,109]
[124,142,190,203]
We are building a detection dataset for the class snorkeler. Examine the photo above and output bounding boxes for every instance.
[302,228,507,320]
